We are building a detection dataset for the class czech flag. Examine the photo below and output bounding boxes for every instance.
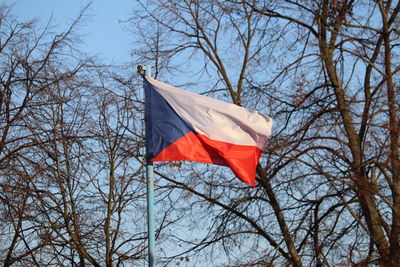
[144,76,272,187]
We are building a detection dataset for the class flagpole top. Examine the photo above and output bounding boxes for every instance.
[137,65,145,77]
[137,65,151,78]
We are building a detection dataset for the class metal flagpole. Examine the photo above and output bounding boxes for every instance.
[144,65,155,267]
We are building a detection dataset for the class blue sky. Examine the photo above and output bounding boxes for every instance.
[5,0,136,64]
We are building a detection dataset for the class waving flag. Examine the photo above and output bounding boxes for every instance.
[144,76,272,186]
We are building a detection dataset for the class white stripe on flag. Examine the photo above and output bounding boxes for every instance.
[147,77,272,149]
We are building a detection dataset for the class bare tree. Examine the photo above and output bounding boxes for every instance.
[20,63,148,266]
[0,4,149,266]
[131,0,400,266]
[0,3,90,265]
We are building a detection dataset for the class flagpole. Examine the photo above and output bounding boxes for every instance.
[144,65,155,267]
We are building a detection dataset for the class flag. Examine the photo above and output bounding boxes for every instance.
[144,76,272,186]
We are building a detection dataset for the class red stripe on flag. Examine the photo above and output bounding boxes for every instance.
[151,132,262,186]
